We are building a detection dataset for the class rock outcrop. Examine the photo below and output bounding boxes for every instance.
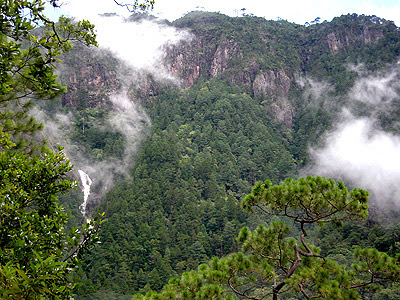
[164,35,296,126]
[164,38,214,87]
[59,47,120,108]
[326,26,384,55]
[253,69,295,127]
[209,39,239,77]
[164,38,239,87]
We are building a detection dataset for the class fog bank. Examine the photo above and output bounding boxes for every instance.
[309,63,400,209]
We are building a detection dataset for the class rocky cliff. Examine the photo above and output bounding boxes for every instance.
[161,13,398,127]
[325,27,383,55]
[58,13,399,129]
[59,45,121,109]
[253,69,294,126]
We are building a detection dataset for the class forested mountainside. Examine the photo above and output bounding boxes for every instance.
[44,12,400,299]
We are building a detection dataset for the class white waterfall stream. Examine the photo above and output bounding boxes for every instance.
[78,170,92,217]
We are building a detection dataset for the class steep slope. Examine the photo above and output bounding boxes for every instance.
[164,12,399,127]
[46,12,400,299]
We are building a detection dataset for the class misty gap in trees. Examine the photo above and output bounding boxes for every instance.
[1,1,400,300]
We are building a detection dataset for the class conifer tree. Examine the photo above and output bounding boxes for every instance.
[133,177,400,300]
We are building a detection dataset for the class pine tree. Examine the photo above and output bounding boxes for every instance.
[133,177,400,300]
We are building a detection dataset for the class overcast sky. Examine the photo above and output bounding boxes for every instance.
[47,0,400,26]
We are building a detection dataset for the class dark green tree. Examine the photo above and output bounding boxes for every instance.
[0,132,102,299]
[134,177,399,300]
[0,1,109,298]
[0,0,98,149]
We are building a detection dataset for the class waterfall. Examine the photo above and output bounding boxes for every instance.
[78,170,92,217]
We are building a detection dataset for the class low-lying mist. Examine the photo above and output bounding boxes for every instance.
[308,63,400,210]
[35,14,191,216]
[93,14,191,83]
[33,91,151,216]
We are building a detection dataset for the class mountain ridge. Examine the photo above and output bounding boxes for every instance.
[47,12,400,299]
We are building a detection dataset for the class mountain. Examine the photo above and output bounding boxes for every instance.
[43,12,400,299]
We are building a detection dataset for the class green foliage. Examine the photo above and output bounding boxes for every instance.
[242,176,369,223]
[0,0,97,148]
[75,79,299,297]
[138,177,399,299]
[352,248,400,287]
[0,2,104,297]
[304,14,400,92]
[72,108,125,161]
[58,11,400,298]
[0,132,102,299]
[290,106,331,166]
[132,261,234,300]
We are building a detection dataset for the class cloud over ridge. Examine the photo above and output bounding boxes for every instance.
[309,63,400,209]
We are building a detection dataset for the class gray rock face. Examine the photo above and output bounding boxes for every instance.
[253,70,276,99]
[326,26,383,55]
[163,38,215,87]
[253,69,295,127]
[210,40,238,77]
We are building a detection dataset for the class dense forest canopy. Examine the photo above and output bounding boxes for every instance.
[65,11,400,299]
[1,2,400,299]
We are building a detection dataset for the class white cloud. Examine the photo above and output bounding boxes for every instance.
[349,71,399,106]
[311,116,400,207]
[47,0,400,25]
[309,65,400,208]
[51,2,192,82]
[91,15,191,81]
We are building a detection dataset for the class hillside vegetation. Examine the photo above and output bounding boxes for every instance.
[44,12,400,299]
